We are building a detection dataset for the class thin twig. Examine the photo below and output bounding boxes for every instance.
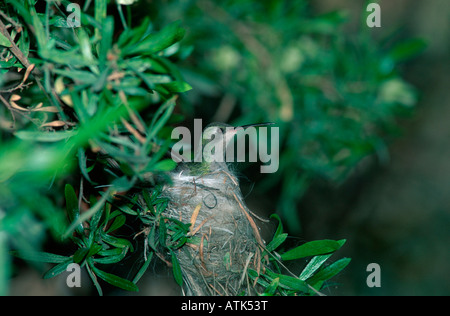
[239,252,254,287]
[0,19,31,69]
[232,189,269,223]
[232,191,265,249]
[231,191,267,285]
[0,10,22,29]
[0,93,41,128]
[121,117,146,144]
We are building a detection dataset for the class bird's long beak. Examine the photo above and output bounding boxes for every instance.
[224,122,275,137]
[224,122,275,141]
[238,122,275,129]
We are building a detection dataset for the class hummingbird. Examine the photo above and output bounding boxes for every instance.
[176,121,275,177]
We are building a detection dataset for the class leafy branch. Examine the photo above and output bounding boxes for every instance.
[0,0,190,295]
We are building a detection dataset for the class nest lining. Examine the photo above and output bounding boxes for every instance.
[162,167,266,296]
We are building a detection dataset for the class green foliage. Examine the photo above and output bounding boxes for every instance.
[0,0,190,295]
[249,215,350,296]
[12,183,139,294]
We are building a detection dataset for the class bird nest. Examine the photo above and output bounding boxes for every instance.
[162,168,267,296]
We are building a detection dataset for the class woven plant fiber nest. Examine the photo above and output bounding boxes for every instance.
[163,167,266,296]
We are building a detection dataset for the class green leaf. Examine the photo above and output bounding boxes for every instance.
[0,32,11,47]
[78,147,96,184]
[77,25,95,63]
[97,247,123,257]
[263,277,279,296]
[299,239,346,280]
[95,0,107,25]
[106,214,126,233]
[28,3,47,50]
[306,257,351,286]
[43,259,73,279]
[91,67,110,93]
[148,226,157,250]
[281,239,343,261]
[0,57,17,69]
[115,204,138,216]
[159,217,167,248]
[265,269,310,293]
[99,17,114,69]
[65,184,84,235]
[389,38,427,62]
[145,139,172,169]
[117,17,151,48]
[152,159,177,172]
[87,243,103,258]
[93,247,128,264]
[88,201,104,243]
[112,176,134,192]
[299,254,332,281]
[247,268,271,289]
[159,81,192,93]
[122,21,185,56]
[73,248,89,264]
[40,48,96,67]
[147,96,176,141]
[63,188,112,239]
[86,260,103,295]
[53,69,98,84]
[73,244,102,264]
[49,15,72,28]
[171,250,183,286]
[91,265,138,292]
[0,233,9,296]
[133,251,153,284]
[11,250,69,263]
[270,214,284,237]
[278,275,309,293]
[112,80,149,96]
[139,73,172,89]
[14,130,76,142]
[265,233,287,252]
[101,233,134,252]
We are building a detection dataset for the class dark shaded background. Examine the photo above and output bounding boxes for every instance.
[299,0,450,295]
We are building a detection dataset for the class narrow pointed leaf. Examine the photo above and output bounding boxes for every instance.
[265,233,287,252]
[64,188,112,239]
[11,251,69,263]
[122,21,185,56]
[91,266,138,292]
[306,257,351,286]
[133,252,153,284]
[281,239,343,261]
[299,239,347,280]
[43,259,73,279]
[65,184,84,235]
[171,250,183,286]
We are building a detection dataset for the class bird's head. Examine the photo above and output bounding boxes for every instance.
[194,122,274,168]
